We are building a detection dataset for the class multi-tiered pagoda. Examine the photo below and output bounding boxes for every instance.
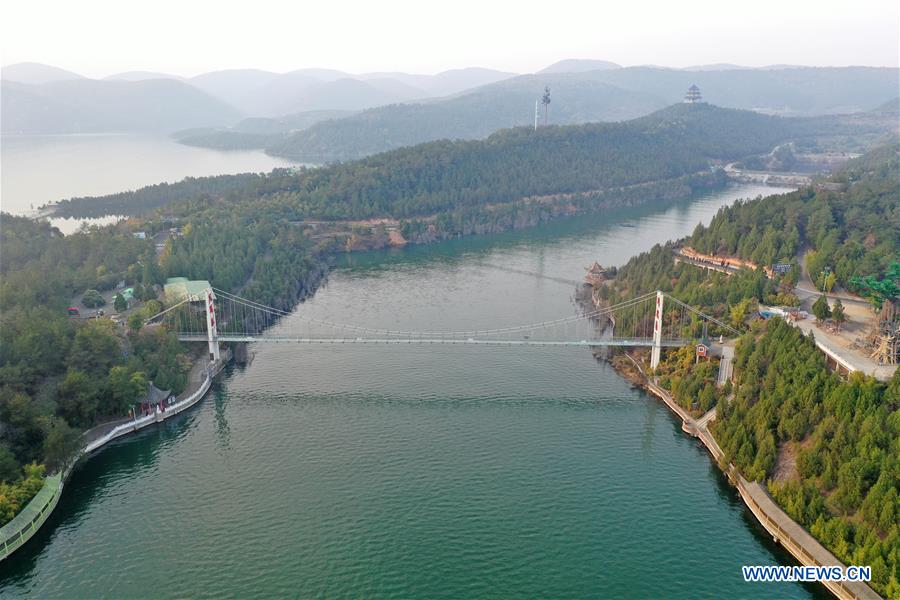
[684,84,703,103]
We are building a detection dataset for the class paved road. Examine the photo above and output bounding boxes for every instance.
[696,408,717,429]
[792,252,895,382]
[716,344,734,386]
[790,317,895,382]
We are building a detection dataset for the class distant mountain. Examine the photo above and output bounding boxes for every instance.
[257,66,898,163]
[1,62,84,84]
[249,76,427,116]
[173,109,355,150]
[105,70,183,81]
[187,69,281,112]
[288,68,353,82]
[182,67,512,117]
[539,59,621,73]
[869,97,900,114]
[683,63,753,71]
[582,66,899,115]
[185,69,429,116]
[55,103,862,221]
[1,78,241,135]
[362,67,518,97]
[265,73,665,162]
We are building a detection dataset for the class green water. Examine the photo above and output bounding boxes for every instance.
[0,185,827,599]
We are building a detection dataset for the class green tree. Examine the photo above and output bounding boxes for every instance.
[0,444,21,483]
[831,299,845,330]
[730,298,752,329]
[824,271,837,293]
[42,418,81,472]
[127,313,143,332]
[113,293,127,312]
[57,369,99,427]
[81,289,105,308]
[67,319,121,376]
[812,295,831,322]
[106,366,147,415]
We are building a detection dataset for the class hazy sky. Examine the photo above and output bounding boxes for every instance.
[2,0,898,76]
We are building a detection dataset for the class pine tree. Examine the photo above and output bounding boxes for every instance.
[114,293,127,313]
[831,299,845,330]
[812,294,831,322]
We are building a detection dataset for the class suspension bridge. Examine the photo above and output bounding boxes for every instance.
[147,287,739,370]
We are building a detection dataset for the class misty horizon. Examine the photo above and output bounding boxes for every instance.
[4,58,898,82]
[2,0,897,78]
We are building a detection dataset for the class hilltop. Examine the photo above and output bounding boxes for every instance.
[54,103,846,220]
[257,66,900,163]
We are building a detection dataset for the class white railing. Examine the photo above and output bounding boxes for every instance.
[83,366,213,455]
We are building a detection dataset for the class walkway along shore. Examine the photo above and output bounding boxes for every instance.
[0,352,230,562]
[624,354,882,600]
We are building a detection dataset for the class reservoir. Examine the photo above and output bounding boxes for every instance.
[0,134,295,232]
[0,184,826,598]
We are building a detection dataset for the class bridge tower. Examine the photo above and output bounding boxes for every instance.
[204,288,220,362]
[651,291,664,370]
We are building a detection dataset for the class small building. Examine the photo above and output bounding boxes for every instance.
[133,231,147,240]
[684,84,703,104]
[696,342,710,359]
[583,261,613,286]
[139,383,171,415]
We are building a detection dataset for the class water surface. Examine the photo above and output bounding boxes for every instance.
[0,184,825,599]
[1,134,295,232]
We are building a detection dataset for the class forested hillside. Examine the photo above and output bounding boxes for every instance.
[254,67,899,162]
[691,144,899,289]
[0,216,192,521]
[600,147,899,596]
[604,145,899,318]
[55,104,837,220]
[722,321,898,597]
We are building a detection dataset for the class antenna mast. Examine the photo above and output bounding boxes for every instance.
[534,100,539,131]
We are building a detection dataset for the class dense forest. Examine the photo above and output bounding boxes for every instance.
[602,144,898,326]
[54,104,842,221]
[0,216,192,522]
[51,172,268,219]
[691,144,899,290]
[719,321,899,597]
[603,147,899,596]
[228,67,898,163]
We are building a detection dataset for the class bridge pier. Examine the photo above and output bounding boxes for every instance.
[650,291,664,370]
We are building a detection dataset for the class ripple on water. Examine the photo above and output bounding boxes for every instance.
[0,185,820,599]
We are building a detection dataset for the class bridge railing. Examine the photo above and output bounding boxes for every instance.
[150,287,737,348]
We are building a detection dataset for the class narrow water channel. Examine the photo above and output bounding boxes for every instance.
[0,184,827,599]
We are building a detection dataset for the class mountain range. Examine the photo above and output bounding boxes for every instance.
[1,62,517,133]
[2,61,898,146]
[220,67,900,163]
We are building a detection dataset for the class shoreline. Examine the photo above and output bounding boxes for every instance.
[0,351,231,562]
[610,350,881,600]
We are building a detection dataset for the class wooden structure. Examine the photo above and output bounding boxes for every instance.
[684,84,703,103]
[583,261,612,287]
[869,299,899,365]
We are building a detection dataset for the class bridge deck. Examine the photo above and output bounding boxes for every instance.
[178,335,688,347]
